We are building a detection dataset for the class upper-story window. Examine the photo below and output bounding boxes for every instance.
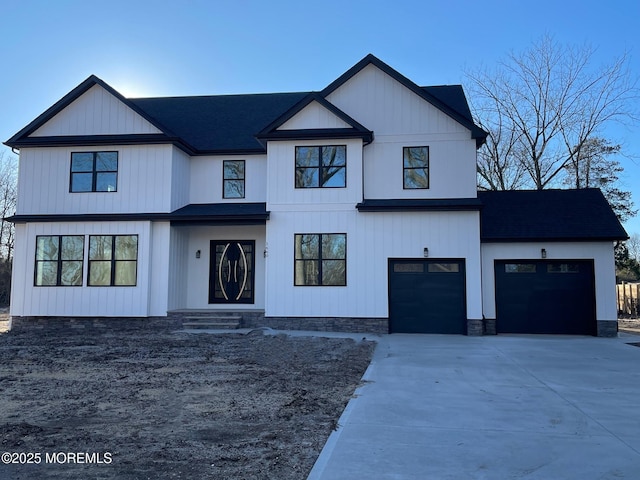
[223,160,245,199]
[295,145,346,188]
[403,146,429,189]
[70,151,118,192]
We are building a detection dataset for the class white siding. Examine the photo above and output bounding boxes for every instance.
[16,145,173,215]
[327,65,466,136]
[185,225,266,310]
[168,226,189,310]
[325,64,477,199]
[278,101,352,130]
[30,85,162,137]
[171,147,191,210]
[264,210,482,320]
[190,154,267,204]
[11,221,156,317]
[266,139,363,208]
[481,242,618,322]
[362,136,477,199]
[9,224,27,317]
[148,222,171,316]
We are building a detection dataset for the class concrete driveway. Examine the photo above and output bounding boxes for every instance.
[308,333,640,479]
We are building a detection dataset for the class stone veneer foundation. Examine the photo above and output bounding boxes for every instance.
[7,315,617,337]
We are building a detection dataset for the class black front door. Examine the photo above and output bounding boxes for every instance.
[209,240,255,304]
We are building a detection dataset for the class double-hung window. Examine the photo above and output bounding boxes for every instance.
[294,233,346,286]
[223,160,245,198]
[70,151,118,192]
[403,146,429,189]
[295,145,346,188]
[88,235,138,286]
[34,235,84,286]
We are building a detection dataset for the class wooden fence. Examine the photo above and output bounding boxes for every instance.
[617,282,640,317]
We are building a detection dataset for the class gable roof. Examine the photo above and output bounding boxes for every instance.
[478,189,628,242]
[5,54,487,153]
[4,75,181,148]
[256,92,374,144]
[322,54,487,147]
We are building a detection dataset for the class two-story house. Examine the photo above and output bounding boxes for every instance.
[5,54,627,336]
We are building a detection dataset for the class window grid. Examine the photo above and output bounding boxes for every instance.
[295,145,346,188]
[34,235,84,287]
[403,146,429,189]
[70,151,118,193]
[294,233,346,286]
[223,160,245,199]
[88,235,138,286]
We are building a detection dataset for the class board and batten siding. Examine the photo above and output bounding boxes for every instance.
[170,147,191,211]
[324,64,478,199]
[481,242,618,322]
[167,226,189,311]
[190,154,267,204]
[10,221,162,317]
[266,139,363,208]
[277,101,353,130]
[148,222,171,316]
[363,136,477,199]
[30,84,162,137]
[16,145,174,215]
[264,209,482,320]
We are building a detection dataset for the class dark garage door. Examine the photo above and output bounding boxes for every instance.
[495,260,596,335]
[388,259,466,334]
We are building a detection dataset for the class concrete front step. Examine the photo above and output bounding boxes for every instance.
[182,315,242,329]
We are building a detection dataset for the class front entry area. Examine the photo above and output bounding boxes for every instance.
[388,259,467,334]
[209,240,255,304]
[494,260,596,335]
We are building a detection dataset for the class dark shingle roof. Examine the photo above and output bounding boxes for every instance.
[5,54,487,153]
[478,189,628,242]
[423,86,474,124]
[130,92,309,154]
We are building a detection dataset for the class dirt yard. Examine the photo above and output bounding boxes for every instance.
[0,324,375,479]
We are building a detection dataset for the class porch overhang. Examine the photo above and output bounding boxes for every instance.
[5,202,270,226]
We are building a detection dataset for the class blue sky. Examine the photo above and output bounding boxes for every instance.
[1,0,639,233]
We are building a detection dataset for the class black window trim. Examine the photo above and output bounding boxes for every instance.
[294,233,347,286]
[88,234,138,287]
[295,145,347,189]
[70,151,118,193]
[403,146,429,190]
[34,234,85,287]
[222,159,246,199]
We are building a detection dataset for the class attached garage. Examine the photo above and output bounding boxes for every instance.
[494,260,596,335]
[479,189,628,337]
[388,259,466,334]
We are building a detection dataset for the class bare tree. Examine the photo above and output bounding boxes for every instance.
[0,151,17,260]
[563,137,636,223]
[627,233,640,263]
[467,35,639,190]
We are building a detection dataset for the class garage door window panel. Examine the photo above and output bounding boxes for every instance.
[547,263,580,273]
[505,263,537,273]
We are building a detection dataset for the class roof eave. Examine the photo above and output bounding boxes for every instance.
[4,75,178,148]
[257,128,374,144]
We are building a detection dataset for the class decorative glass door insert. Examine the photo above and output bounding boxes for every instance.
[209,240,255,304]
